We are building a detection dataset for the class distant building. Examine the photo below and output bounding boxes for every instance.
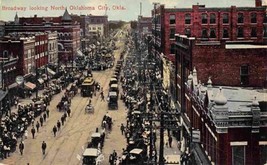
[0,20,5,37]
[87,24,104,37]
[87,15,108,37]
[5,9,80,64]
[137,16,152,39]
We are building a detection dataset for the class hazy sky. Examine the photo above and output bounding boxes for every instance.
[0,0,262,22]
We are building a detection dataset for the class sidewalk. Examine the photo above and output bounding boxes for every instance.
[155,130,181,164]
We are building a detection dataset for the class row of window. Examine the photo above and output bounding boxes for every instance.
[170,27,267,39]
[170,12,267,25]
[88,27,102,31]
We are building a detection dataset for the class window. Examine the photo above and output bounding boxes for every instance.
[210,29,216,38]
[223,28,229,38]
[240,65,249,85]
[264,26,267,37]
[237,27,244,38]
[201,29,208,38]
[238,13,244,23]
[210,13,216,24]
[264,14,267,23]
[3,50,8,58]
[260,145,267,165]
[170,14,176,24]
[202,13,208,24]
[251,27,257,37]
[170,44,175,54]
[251,13,257,23]
[232,146,245,165]
[170,28,175,39]
[185,28,191,37]
[185,14,191,24]
[223,13,229,24]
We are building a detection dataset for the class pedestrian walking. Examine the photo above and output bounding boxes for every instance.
[168,135,173,148]
[31,127,36,139]
[46,109,50,118]
[43,113,47,122]
[39,116,44,127]
[41,141,47,155]
[19,141,24,155]
[61,115,65,126]
[36,121,40,132]
[67,108,71,117]
[53,125,57,137]
[120,124,125,135]
[57,120,61,131]
[109,154,114,165]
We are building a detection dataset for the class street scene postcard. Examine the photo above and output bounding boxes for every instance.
[0,0,267,165]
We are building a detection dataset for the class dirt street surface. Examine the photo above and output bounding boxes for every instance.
[1,26,129,165]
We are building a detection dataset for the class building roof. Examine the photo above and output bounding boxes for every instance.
[61,8,72,21]
[207,86,267,112]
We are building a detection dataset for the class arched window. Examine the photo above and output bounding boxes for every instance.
[238,13,244,23]
[210,29,216,38]
[250,13,257,23]
[3,50,8,58]
[185,14,191,24]
[201,29,208,38]
[237,27,244,38]
[170,14,176,24]
[210,13,216,24]
[223,13,229,24]
[201,13,208,24]
[251,27,257,37]
[185,28,191,37]
[223,28,229,38]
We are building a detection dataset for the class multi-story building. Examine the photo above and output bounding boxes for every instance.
[47,31,58,65]
[153,1,267,63]
[180,69,267,165]
[87,14,108,37]
[5,9,80,64]
[175,26,267,165]
[152,0,267,102]
[87,24,104,37]
[0,21,6,37]
[137,15,152,39]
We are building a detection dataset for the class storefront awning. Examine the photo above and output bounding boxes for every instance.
[8,82,19,89]
[38,78,44,84]
[77,50,84,56]
[24,82,36,90]
[47,68,56,76]
[0,90,8,101]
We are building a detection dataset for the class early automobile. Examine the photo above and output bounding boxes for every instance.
[82,148,101,165]
[108,91,118,110]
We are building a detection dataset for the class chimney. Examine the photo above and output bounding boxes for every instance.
[255,0,262,7]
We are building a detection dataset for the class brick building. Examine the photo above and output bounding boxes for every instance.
[5,9,80,64]
[180,70,267,165]
[152,2,267,63]
[175,34,267,165]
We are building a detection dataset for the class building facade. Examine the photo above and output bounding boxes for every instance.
[181,70,267,165]
[87,15,109,37]
[5,9,80,64]
[137,16,152,39]
[153,2,267,63]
